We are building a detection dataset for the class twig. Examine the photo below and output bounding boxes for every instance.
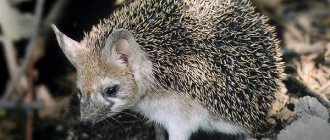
[26,53,35,140]
[0,36,17,78]
[40,0,68,39]
[285,76,330,108]
[1,0,45,100]
[10,0,32,4]
[0,100,42,110]
[0,36,28,98]
[318,81,330,95]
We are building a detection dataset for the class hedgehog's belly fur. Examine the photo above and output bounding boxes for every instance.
[132,89,247,140]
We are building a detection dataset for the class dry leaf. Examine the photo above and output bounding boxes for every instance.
[0,0,33,40]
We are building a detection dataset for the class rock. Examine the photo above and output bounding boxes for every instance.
[295,96,329,120]
[277,116,330,140]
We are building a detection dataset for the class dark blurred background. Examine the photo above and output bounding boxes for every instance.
[0,0,329,140]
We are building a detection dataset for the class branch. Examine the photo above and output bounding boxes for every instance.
[1,0,45,100]
[0,100,42,110]
[0,36,17,78]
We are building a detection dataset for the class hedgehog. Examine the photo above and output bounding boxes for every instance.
[51,0,285,139]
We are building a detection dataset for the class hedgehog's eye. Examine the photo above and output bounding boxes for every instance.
[103,85,119,97]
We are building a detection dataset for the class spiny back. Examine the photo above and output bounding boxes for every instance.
[84,0,285,134]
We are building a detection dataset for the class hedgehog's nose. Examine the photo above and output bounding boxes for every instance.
[79,121,92,130]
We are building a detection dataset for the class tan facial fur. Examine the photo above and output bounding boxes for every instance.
[52,25,143,124]
[76,50,139,123]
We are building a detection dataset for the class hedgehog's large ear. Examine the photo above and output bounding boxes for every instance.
[103,29,142,67]
[51,24,83,67]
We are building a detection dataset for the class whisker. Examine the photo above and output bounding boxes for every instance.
[109,116,126,130]
[104,118,115,128]
[111,111,145,122]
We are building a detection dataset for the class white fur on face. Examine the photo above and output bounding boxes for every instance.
[109,98,127,112]
[92,92,110,105]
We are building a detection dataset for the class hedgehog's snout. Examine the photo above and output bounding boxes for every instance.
[80,100,109,124]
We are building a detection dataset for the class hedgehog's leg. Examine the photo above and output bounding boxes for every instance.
[167,122,192,140]
[131,91,205,140]
[154,104,199,140]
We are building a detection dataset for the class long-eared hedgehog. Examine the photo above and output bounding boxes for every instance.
[52,0,285,139]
